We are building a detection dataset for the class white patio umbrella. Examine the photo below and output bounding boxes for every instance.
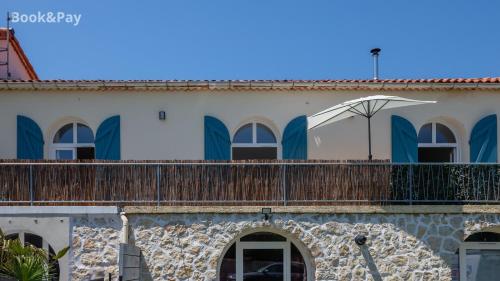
[308,95,436,160]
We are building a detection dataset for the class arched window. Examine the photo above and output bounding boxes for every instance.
[5,232,61,280]
[219,232,309,281]
[232,122,278,160]
[460,231,500,280]
[417,122,457,162]
[51,122,95,160]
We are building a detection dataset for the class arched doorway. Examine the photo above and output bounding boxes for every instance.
[460,231,500,280]
[219,231,310,281]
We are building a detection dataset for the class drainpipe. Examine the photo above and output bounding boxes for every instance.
[120,212,129,244]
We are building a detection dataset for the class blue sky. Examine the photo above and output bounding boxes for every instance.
[2,0,500,80]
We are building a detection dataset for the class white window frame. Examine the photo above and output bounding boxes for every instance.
[232,121,280,159]
[236,240,291,281]
[460,242,500,281]
[418,122,460,162]
[50,122,94,160]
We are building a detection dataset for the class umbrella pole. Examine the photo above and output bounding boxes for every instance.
[368,116,372,161]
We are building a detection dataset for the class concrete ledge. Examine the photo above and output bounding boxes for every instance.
[0,206,119,215]
[124,205,500,214]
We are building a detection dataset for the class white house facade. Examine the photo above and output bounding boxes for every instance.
[1,29,500,281]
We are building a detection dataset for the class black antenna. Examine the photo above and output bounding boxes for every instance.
[1,12,12,78]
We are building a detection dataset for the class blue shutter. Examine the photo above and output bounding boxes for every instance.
[95,115,121,160]
[17,115,44,159]
[470,114,497,163]
[391,115,417,163]
[204,116,231,160]
[282,115,308,160]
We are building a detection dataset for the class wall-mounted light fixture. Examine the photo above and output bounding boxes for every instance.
[159,110,166,121]
[354,234,367,246]
[261,207,272,221]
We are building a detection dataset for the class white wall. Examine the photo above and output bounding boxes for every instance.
[0,89,498,161]
[0,216,70,280]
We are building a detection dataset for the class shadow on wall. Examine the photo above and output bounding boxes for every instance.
[359,246,383,281]
[123,235,154,281]
[139,253,154,281]
[340,213,463,281]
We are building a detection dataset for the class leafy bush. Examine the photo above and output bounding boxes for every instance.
[0,229,68,281]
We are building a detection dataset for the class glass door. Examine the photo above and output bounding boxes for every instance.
[460,242,500,281]
[236,242,290,281]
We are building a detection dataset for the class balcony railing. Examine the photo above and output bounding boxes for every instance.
[0,161,499,206]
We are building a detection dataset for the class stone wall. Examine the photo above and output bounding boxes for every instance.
[69,211,500,281]
[70,215,122,280]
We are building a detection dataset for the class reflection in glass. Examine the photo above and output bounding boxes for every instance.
[56,150,73,160]
[257,124,276,143]
[418,123,432,143]
[466,249,500,281]
[53,123,73,143]
[77,123,94,143]
[243,249,283,281]
[234,124,253,143]
[436,123,456,143]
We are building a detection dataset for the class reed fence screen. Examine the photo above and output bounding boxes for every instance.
[0,161,499,205]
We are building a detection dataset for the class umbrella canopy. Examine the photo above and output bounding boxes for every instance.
[307,95,436,159]
[308,95,436,130]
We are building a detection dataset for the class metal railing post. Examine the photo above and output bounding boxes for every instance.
[408,165,413,205]
[282,164,287,206]
[29,165,33,206]
[156,165,161,206]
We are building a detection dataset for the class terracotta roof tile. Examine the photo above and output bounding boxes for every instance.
[2,78,500,83]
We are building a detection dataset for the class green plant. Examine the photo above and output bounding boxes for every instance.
[0,229,69,281]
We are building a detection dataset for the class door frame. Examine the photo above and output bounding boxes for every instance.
[236,241,291,281]
[459,242,500,280]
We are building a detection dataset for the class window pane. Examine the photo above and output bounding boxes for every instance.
[291,243,307,281]
[257,124,276,143]
[243,249,283,281]
[418,147,454,163]
[418,123,432,143]
[24,233,43,248]
[436,123,456,143]
[233,124,253,143]
[5,233,19,240]
[240,232,287,242]
[219,244,235,281]
[56,150,73,160]
[77,147,95,160]
[53,123,73,143]
[466,249,500,281]
[77,123,94,143]
[232,147,277,160]
[466,232,500,242]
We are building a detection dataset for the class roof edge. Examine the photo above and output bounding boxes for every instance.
[1,79,500,91]
[0,29,38,80]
